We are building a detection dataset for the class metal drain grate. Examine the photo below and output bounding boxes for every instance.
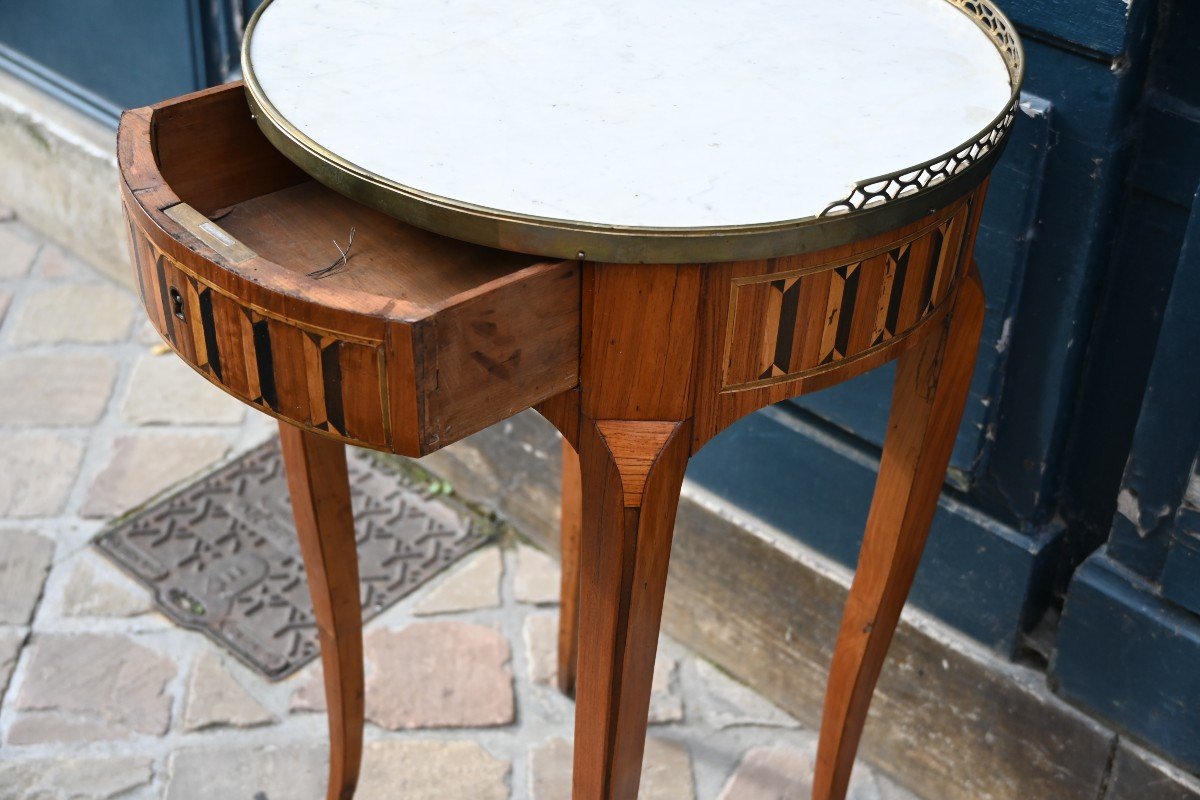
[96,438,487,679]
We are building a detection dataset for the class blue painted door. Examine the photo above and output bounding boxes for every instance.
[0,0,260,123]
[1052,0,1200,769]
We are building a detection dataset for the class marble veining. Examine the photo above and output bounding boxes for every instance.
[248,0,1012,229]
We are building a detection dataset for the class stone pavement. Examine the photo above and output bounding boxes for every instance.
[0,209,917,799]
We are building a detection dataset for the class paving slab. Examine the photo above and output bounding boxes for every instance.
[0,628,25,702]
[165,744,326,800]
[524,611,559,686]
[0,755,154,800]
[363,621,514,730]
[648,654,683,724]
[34,242,93,280]
[530,737,695,800]
[8,632,176,744]
[357,740,510,800]
[716,745,892,800]
[135,317,162,346]
[522,611,681,722]
[515,542,561,605]
[0,433,84,517]
[60,556,152,618]
[121,353,246,425]
[716,745,815,800]
[414,545,503,616]
[0,221,39,278]
[9,282,134,344]
[0,529,55,625]
[81,432,228,517]
[290,664,326,712]
[0,353,116,424]
[181,649,275,731]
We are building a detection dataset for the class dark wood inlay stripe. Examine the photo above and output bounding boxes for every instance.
[918,227,944,313]
[322,341,346,436]
[833,265,861,357]
[198,288,223,382]
[154,254,177,346]
[772,278,802,374]
[252,318,278,411]
[884,245,911,336]
[942,199,975,304]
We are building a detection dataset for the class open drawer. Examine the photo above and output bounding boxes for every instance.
[118,82,580,456]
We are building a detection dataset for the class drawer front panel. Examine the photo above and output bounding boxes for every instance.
[127,220,394,451]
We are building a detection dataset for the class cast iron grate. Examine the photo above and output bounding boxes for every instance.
[96,437,486,679]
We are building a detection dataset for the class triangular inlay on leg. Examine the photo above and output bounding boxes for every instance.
[595,421,681,507]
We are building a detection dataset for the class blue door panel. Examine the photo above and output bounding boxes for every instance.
[1055,554,1200,774]
[1052,4,1200,762]
[1072,188,1192,573]
[0,0,262,123]
[1104,183,1200,590]
[1006,0,1146,58]
[1067,98,1200,570]
[968,39,1139,524]
[1161,509,1200,615]
[1132,105,1200,208]
[0,0,204,117]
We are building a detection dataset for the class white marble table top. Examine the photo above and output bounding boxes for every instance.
[246,0,1013,230]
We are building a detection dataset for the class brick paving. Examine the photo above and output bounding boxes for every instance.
[0,211,917,799]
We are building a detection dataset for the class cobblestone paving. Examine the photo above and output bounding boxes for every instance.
[0,211,917,799]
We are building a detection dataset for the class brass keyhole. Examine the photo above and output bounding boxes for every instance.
[170,287,185,321]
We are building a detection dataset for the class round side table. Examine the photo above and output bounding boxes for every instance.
[118,1,1022,798]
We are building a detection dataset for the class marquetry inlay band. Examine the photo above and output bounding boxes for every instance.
[128,224,393,449]
[721,200,973,392]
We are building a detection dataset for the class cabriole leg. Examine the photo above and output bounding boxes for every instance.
[279,423,365,800]
[812,266,986,800]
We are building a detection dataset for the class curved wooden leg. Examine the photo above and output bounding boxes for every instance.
[559,436,583,697]
[812,266,986,800]
[572,417,690,800]
[279,423,364,800]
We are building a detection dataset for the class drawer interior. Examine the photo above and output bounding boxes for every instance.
[217,182,542,308]
[151,83,548,309]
